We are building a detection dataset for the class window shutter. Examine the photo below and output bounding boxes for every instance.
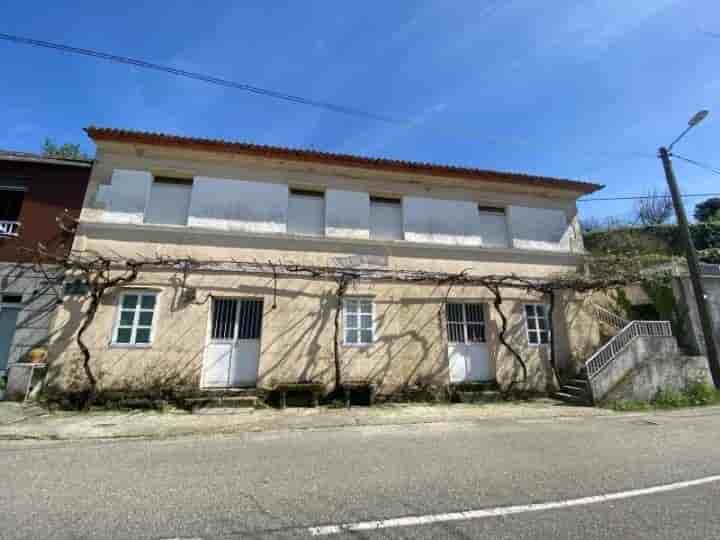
[288,190,325,236]
[370,197,403,240]
[144,178,193,226]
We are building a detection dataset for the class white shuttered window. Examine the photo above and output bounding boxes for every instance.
[144,178,193,226]
[370,197,403,240]
[288,190,325,236]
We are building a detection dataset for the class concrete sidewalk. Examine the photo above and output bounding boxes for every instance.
[0,399,621,441]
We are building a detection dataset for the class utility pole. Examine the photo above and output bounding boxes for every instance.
[658,146,720,388]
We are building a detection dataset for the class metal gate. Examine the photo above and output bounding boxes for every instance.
[201,298,263,388]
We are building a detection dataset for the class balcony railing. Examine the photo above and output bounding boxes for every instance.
[0,220,21,237]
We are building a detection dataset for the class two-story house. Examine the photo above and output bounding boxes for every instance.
[46,127,603,397]
[0,150,91,375]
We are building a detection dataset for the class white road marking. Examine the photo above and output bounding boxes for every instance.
[308,474,720,535]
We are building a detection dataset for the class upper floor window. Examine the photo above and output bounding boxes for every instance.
[525,304,550,345]
[144,177,193,226]
[477,206,509,248]
[370,197,403,240]
[113,291,158,346]
[0,186,24,237]
[288,189,325,236]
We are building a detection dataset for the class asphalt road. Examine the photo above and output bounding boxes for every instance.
[2,410,720,539]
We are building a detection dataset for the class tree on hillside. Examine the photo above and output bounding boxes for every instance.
[633,189,673,226]
[42,138,91,160]
[694,198,720,223]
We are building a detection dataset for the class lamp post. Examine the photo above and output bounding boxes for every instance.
[658,110,720,388]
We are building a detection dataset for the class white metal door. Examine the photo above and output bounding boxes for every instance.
[202,298,263,388]
[446,303,492,382]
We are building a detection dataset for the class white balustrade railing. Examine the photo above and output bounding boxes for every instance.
[585,320,673,379]
[0,220,20,237]
[591,303,628,330]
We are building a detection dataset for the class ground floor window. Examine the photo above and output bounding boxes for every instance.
[113,291,158,346]
[446,303,486,343]
[343,298,374,346]
[525,304,550,345]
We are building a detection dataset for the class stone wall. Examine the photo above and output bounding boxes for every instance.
[45,270,599,396]
[604,354,712,403]
[589,335,678,402]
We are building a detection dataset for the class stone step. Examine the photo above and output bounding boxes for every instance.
[559,384,588,397]
[455,390,503,404]
[185,395,259,411]
[552,391,593,406]
[567,378,589,388]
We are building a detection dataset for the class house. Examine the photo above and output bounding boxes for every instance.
[0,150,92,376]
[45,127,606,398]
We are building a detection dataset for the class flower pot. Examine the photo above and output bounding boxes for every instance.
[28,347,48,364]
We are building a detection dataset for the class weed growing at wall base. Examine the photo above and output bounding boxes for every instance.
[607,382,720,411]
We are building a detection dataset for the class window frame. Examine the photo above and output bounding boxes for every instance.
[287,188,326,237]
[446,302,486,344]
[524,303,551,346]
[111,290,160,348]
[342,297,375,347]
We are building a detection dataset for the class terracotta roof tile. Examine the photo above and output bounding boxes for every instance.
[85,126,603,195]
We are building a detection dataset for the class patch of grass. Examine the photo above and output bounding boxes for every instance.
[607,400,651,411]
[606,382,720,411]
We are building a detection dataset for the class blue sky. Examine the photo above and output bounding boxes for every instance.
[2,1,719,222]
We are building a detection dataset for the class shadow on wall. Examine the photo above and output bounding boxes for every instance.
[490,302,557,393]
[43,272,580,398]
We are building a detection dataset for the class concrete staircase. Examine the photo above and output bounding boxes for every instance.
[554,368,593,406]
[553,303,675,406]
[553,304,625,407]
[182,388,261,411]
[451,381,502,403]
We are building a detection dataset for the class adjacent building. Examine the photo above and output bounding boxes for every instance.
[46,127,604,397]
[0,150,92,375]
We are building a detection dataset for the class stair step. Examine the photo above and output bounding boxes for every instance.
[552,391,593,406]
[185,395,259,411]
[456,390,502,404]
[567,378,589,387]
[560,385,588,396]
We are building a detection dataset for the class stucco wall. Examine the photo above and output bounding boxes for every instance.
[589,335,678,402]
[604,354,712,402]
[45,270,596,396]
[674,275,720,356]
[0,263,60,371]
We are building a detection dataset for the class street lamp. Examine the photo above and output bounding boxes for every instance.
[658,110,720,388]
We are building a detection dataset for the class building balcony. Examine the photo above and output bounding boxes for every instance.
[0,220,21,237]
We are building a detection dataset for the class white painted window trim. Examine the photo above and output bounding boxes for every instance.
[342,297,375,347]
[524,303,551,347]
[110,289,160,348]
[446,302,487,344]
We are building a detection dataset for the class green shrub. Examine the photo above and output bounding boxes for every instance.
[653,387,690,408]
[684,382,720,406]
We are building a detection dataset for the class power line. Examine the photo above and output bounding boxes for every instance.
[0,32,669,166]
[579,192,720,202]
[671,153,720,176]
[0,32,401,125]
